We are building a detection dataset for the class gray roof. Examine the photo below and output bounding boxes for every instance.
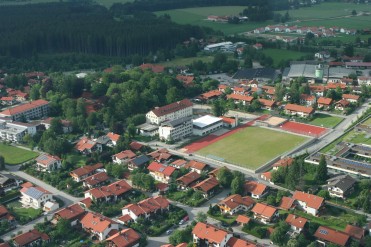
[233,68,279,81]
[0,173,18,185]
[24,187,46,199]
[130,155,150,167]
[96,135,110,145]
[161,116,192,128]
[327,174,357,192]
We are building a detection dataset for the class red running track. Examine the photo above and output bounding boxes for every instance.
[185,115,270,153]
[280,121,327,137]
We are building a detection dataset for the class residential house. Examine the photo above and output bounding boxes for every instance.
[197,90,223,102]
[253,43,263,50]
[244,181,268,199]
[310,85,326,97]
[40,117,73,134]
[272,157,293,171]
[227,94,253,106]
[43,201,59,212]
[344,224,365,242]
[0,119,38,143]
[0,97,16,106]
[260,172,273,184]
[106,228,141,247]
[170,159,187,169]
[284,104,315,118]
[0,205,15,223]
[112,150,136,164]
[314,226,350,247]
[82,172,109,189]
[185,160,208,174]
[226,237,256,247]
[84,180,132,203]
[192,222,233,247]
[300,94,316,106]
[217,194,255,215]
[106,132,120,146]
[292,191,324,216]
[52,203,85,226]
[285,214,307,233]
[251,203,278,224]
[335,99,350,111]
[80,212,119,241]
[130,141,144,152]
[140,63,165,73]
[218,84,228,92]
[342,94,360,104]
[176,75,195,87]
[148,149,172,162]
[221,116,238,128]
[358,76,371,86]
[279,196,295,211]
[235,215,251,227]
[262,86,275,99]
[20,186,52,209]
[192,177,219,198]
[326,175,356,199]
[317,97,333,110]
[326,82,346,90]
[176,171,201,190]
[128,155,150,171]
[75,137,102,155]
[147,162,176,184]
[258,99,276,110]
[0,174,22,191]
[232,86,249,95]
[208,166,229,178]
[12,229,50,247]
[70,163,104,182]
[0,99,49,121]
[121,196,170,222]
[35,153,61,172]
[145,99,193,125]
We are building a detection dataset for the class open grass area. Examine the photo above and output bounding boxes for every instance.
[0,144,38,165]
[196,127,308,170]
[66,154,87,167]
[7,201,42,224]
[261,48,310,67]
[308,113,344,128]
[159,55,214,67]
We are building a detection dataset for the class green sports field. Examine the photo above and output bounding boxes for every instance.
[308,113,344,129]
[196,127,308,170]
[0,144,38,165]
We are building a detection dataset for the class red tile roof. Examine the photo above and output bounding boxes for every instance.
[292,191,324,210]
[310,85,326,92]
[117,214,133,224]
[200,90,223,100]
[192,222,229,244]
[176,171,201,186]
[151,99,192,117]
[148,162,176,177]
[342,94,360,101]
[279,196,295,210]
[0,205,14,221]
[114,150,136,160]
[261,172,272,181]
[244,181,267,196]
[0,99,48,116]
[236,215,251,224]
[176,75,195,86]
[258,99,276,107]
[226,237,256,247]
[106,132,120,142]
[185,160,207,171]
[285,104,314,114]
[285,214,307,229]
[300,94,315,101]
[314,226,350,246]
[79,197,92,208]
[21,182,33,188]
[227,94,254,102]
[13,229,49,246]
[106,228,141,247]
[36,153,61,167]
[344,224,364,240]
[327,83,346,90]
[140,63,165,73]
[193,177,219,193]
[317,97,333,105]
[221,116,236,125]
[273,157,293,168]
[71,163,103,177]
[251,203,277,218]
[130,141,143,151]
[336,99,350,107]
[54,203,85,221]
[75,137,98,152]
[83,172,109,187]
[86,180,132,199]
[123,196,170,217]
[171,159,187,168]
[218,194,255,210]
[80,212,117,234]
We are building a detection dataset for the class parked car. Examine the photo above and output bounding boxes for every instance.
[179,220,184,225]
[166,230,173,235]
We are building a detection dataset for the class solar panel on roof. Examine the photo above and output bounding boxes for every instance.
[319,229,328,235]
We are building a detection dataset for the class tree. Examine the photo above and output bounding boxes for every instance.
[317,190,330,199]
[49,118,63,135]
[270,221,290,245]
[212,99,227,117]
[217,167,233,188]
[315,155,328,183]
[195,212,207,223]
[343,45,354,57]
[126,123,136,139]
[0,156,5,170]
[352,10,357,16]
[231,176,244,195]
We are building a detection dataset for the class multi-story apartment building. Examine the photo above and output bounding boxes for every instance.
[145,99,193,125]
[0,119,37,142]
[0,99,49,121]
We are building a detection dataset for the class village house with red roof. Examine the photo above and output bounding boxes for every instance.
[84,180,132,203]
[279,196,295,211]
[140,63,165,73]
[147,161,176,184]
[0,205,15,224]
[300,94,316,106]
[75,137,102,155]
[0,97,16,106]
[260,172,273,184]
[112,150,136,165]
[198,90,223,101]
[342,94,360,104]
[80,211,120,241]
[192,222,233,247]
[251,203,278,224]
[106,228,141,247]
[227,94,254,106]
[176,75,195,87]
[176,171,201,190]
[217,194,255,215]
[82,172,110,189]
[185,160,208,174]
[148,148,172,162]
[35,153,61,172]
[272,157,293,171]
[52,203,85,226]
[12,229,50,247]
[285,214,307,233]
[20,185,53,209]
[317,97,333,110]
[192,177,220,199]
[70,163,104,182]
[244,180,269,199]
[121,196,170,222]
[0,99,49,121]
[284,104,315,118]
[129,141,144,152]
[106,132,120,146]
[314,226,350,246]
[258,99,276,111]
[292,191,324,216]
[335,99,350,111]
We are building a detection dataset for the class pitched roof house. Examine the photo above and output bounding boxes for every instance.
[122,196,170,222]
[184,160,208,174]
[314,226,350,246]
[128,155,150,170]
[192,222,233,247]
[292,191,324,216]
[20,186,52,209]
[285,214,307,233]
[217,194,255,215]
[244,181,268,199]
[279,196,295,210]
[272,157,293,170]
[75,137,102,155]
[12,229,50,247]
[284,104,315,118]
[70,163,104,182]
[35,153,62,172]
[147,162,176,184]
[112,150,136,164]
[227,94,254,106]
[80,212,119,241]
[106,228,141,247]
[192,177,220,198]
[176,171,201,190]
[342,94,360,103]
[317,97,333,110]
[106,132,120,146]
[300,94,316,106]
[82,172,110,189]
[52,203,85,226]
[251,203,278,224]
[0,205,15,223]
[344,224,365,241]
[85,180,132,203]
[326,175,356,199]
[129,141,144,151]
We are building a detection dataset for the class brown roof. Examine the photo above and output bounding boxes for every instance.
[344,224,365,240]
[314,226,350,246]
[86,180,132,199]
[244,181,267,196]
[300,94,315,101]
[251,203,277,218]
[176,171,201,186]
[236,215,251,224]
[279,196,295,210]
[147,162,176,177]
[317,97,333,105]
[79,197,92,208]
[151,99,192,117]
[83,172,109,187]
[106,228,141,247]
[0,243,10,247]
[114,150,136,160]
[310,85,326,92]
[192,222,229,244]
[285,214,307,229]
[21,182,33,188]
[336,99,350,107]
[0,99,49,116]
[292,191,324,210]
[218,194,255,210]
[327,83,346,90]
[226,237,256,247]
[36,153,61,167]
[285,104,314,114]
[13,229,49,246]
[185,160,207,171]
[130,141,143,151]
[227,94,254,102]
[193,177,219,193]
[171,159,187,168]
[54,203,85,221]
[80,212,117,234]
[176,75,194,86]
[0,205,14,221]
[75,137,98,152]
[71,163,103,177]
[342,94,360,101]
[117,214,133,223]
[258,99,276,107]
[273,157,293,168]
[200,90,223,100]
[123,196,170,217]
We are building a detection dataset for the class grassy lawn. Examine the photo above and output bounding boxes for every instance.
[207,213,237,226]
[261,48,310,67]
[7,201,42,224]
[0,144,38,165]
[197,127,308,170]
[308,113,344,128]
[159,55,214,67]
[65,154,87,167]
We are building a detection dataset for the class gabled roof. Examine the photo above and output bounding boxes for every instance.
[86,180,132,199]
[244,181,267,196]
[13,229,49,246]
[171,159,187,168]
[150,99,192,117]
[227,94,254,102]
[236,215,251,224]
[285,214,307,229]
[114,150,136,160]
[106,228,141,247]
[258,99,276,107]
[317,97,333,105]
[193,177,219,193]
[218,194,255,210]
[21,186,51,199]
[54,203,85,221]
[251,203,277,218]
[279,196,295,210]
[342,94,360,101]
[36,153,61,167]
[83,172,109,187]
[199,90,223,100]
[130,141,143,151]
[176,171,201,186]
[285,104,314,114]
[147,162,176,177]
[226,237,256,247]
[185,160,207,171]
[292,191,324,210]
[75,137,98,152]
[71,163,103,177]
[129,155,150,167]
[140,63,165,73]
[123,196,169,217]
[176,75,194,86]
[0,99,48,116]
[314,226,350,246]
[344,224,364,240]
[192,222,229,244]
[300,94,315,101]
[326,175,356,192]
[336,99,350,107]
[80,212,117,234]
[273,157,293,168]
[106,132,120,142]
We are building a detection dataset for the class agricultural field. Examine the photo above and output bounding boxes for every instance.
[308,113,344,129]
[0,143,38,165]
[261,48,310,67]
[196,126,308,170]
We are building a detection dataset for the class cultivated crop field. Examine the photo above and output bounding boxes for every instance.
[0,143,38,165]
[196,127,308,170]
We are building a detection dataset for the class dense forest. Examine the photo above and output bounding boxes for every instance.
[0,2,206,59]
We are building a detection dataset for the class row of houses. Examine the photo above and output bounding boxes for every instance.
[253,25,356,37]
